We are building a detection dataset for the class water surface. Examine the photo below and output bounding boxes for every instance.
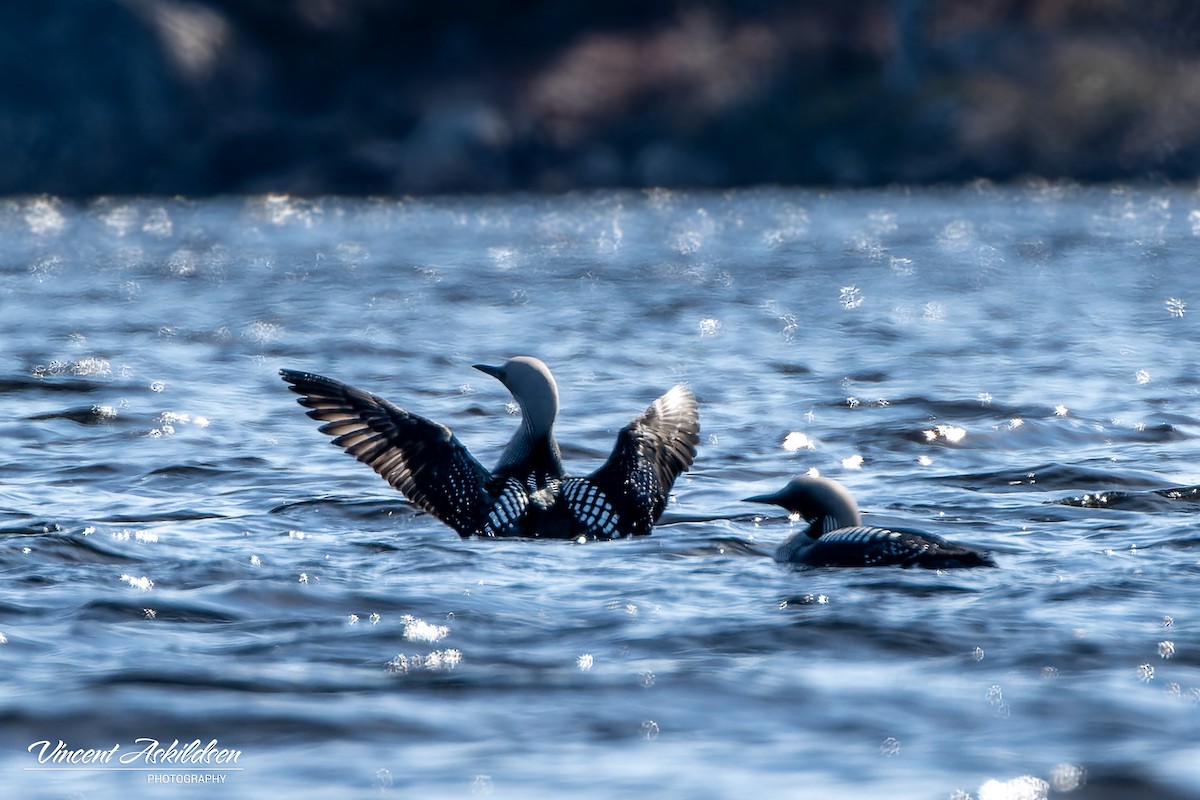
[1,186,1199,798]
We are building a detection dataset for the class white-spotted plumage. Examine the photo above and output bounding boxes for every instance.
[281,357,699,539]
[745,475,995,569]
[560,479,621,538]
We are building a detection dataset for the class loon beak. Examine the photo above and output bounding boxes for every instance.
[473,363,504,380]
[743,492,782,507]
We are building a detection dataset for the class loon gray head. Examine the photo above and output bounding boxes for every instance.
[473,356,560,439]
[744,475,861,530]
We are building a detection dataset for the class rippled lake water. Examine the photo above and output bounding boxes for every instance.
[1,186,1199,799]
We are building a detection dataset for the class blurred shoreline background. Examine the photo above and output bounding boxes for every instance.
[5,0,1200,196]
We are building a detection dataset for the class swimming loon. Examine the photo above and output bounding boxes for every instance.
[744,476,995,568]
[281,357,699,539]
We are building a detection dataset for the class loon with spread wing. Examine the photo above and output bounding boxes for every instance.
[281,357,699,540]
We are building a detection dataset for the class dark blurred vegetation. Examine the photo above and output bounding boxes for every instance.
[4,0,1200,196]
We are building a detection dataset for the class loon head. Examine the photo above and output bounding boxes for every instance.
[473,356,560,439]
[744,475,862,529]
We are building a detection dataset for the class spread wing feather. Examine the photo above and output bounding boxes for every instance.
[280,369,491,536]
[579,385,699,535]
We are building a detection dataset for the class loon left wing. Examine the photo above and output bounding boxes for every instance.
[280,369,492,536]
[563,384,699,538]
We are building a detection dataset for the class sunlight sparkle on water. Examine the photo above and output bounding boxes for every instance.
[762,210,809,248]
[978,775,1050,800]
[782,431,813,452]
[1049,763,1084,792]
[142,206,173,238]
[257,194,320,228]
[577,654,594,671]
[112,529,159,543]
[938,219,976,251]
[71,357,111,377]
[986,684,1010,717]
[387,650,462,673]
[839,286,864,309]
[841,454,864,469]
[244,320,281,344]
[23,197,66,237]
[1165,297,1186,317]
[924,424,967,444]
[487,246,519,270]
[402,615,450,643]
[99,203,139,237]
[120,575,154,591]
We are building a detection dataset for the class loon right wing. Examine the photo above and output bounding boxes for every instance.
[281,369,492,536]
[567,384,700,537]
[806,526,995,568]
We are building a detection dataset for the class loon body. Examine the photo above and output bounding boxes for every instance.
[281,357,699,540]
[745,476,995,569]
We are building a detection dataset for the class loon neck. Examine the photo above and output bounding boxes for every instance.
[802,515,834,540]
[804,496,860,538]
[495,425,564,482]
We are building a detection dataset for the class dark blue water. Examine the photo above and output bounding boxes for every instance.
[1,186,1199,799]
